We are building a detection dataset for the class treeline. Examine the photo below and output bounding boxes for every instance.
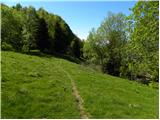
[83,1,159,84]
[1,3,83,59]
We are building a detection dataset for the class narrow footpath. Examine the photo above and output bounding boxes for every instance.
[58,61,90,119]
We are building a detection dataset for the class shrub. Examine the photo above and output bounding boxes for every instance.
[1,42,14,51]
[149,81,159,89]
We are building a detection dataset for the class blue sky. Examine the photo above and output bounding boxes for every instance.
[1,0,137,39]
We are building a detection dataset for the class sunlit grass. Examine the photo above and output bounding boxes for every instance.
[1,51,159,118]
[58,58,159,119]
[1,51,80,118]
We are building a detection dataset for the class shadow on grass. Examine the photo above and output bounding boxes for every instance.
[26,50,81,64]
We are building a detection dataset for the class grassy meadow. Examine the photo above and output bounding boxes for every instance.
[1,51,80,118]
[1,51,159,118]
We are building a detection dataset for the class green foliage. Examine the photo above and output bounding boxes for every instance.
[22,6,39,52]
[149,81,159,89]
[70,37,83,58]
[84,1,158,83]
[83,12,127,75]
[37,18,50,52]
[120,1,159,82]
[37,8,80,55]
[53,20,67,53]
[12,3,22,10]
[83,28,108,65]
[1,4,23,51]
[2,4,82,59]
[1,42,14,51]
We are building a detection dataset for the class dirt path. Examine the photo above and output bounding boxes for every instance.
[58,61,90,119]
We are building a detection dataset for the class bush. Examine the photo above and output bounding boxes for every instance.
[54,52,81,64]
[81,62,102,73]
[149,81,159,89]
[1,42,14,51]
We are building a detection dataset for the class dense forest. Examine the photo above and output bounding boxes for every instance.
[1,1,159,86]
[1,3,83,59]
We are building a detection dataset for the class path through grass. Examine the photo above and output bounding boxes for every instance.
[59,59,159,119]
[1,51,80,118]
[58,61,90,118]
[1,51,159,119]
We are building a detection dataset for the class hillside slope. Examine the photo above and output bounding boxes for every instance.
[1,51,159,118]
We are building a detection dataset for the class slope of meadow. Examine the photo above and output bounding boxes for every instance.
[1,51,158,118]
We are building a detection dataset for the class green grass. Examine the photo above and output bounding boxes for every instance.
[1,51,80,118]
[61,61,159,118]
[1,51,159,118]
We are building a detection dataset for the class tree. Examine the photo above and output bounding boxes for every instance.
[53,20,66,53]
[53,16,75,54]
[22,6,39,52]
[37,18,50,52]
[2,3,82,60]
[37,9,78,55]
[13,3,22,11]
[1,4,23,51]
[70,37,82,58]
[83,12,127,75]
[120,1,159,82]
[104,30,126,76]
